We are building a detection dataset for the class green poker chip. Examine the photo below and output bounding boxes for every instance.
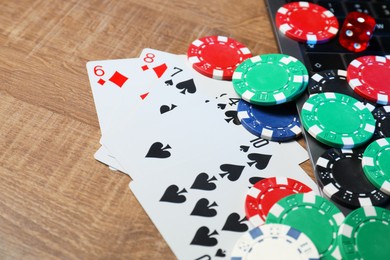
[266,192,344,260]
[337,206,390,260]
[232,53,306,105]
[362,138,390,195]
[301,92,376,148]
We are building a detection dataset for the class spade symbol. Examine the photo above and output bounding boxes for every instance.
[190,226,218,247]
[240,145,250,152]
[176,78,197,94]
[222,213,248,232]
[224,110,241,125]
[215,249,226,257]
[145,142,171,158]
[191,173,217,191]
[190,198,218,217]
[217,103,227,110]
[249,176,265,185]
[247,153,272,170]
[165,79,173,86]
[219,164,245,182]
[160,104,177,114]
[160,185,187,203]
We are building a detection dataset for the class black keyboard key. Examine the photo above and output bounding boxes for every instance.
[372,3,390,18]
[345,2,374,16]
[378,36,390,51]
[317,1,347,18]
[365,37,383,52]
[374,18,390,34]
[306,53,346,71]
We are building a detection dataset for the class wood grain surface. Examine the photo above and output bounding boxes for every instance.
[0,0,313,259]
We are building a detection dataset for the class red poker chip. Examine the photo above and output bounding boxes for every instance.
[187,35,252,80]
[245,177,312,226]
[347,56,390,105]
[275,2,339,44]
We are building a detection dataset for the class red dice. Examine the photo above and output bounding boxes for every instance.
[339,12,376,52]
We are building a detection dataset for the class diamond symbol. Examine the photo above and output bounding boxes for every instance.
[140,92,149,100]
[98,78,106,86]
[109,71,128,88]
[142,65,149,71]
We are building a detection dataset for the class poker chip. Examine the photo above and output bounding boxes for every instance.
[291,66,309,101]
[230,223,320,260]
[362,138,390,195]
[315,148,390,208]
[308,70,348,95]
[237,100,302,142]
[232,54,307,105]
[301,92,376,148]
[347,55,390,105]
[275,2,339,44]
[245,177,312,226]
[307,69,364,101]
[187,35,252,80]
[337,206,390,260]
[266,193,344,259]
[372,105,390,139]
[308,69,377,111]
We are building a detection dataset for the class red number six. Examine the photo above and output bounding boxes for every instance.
[94,65,105,77]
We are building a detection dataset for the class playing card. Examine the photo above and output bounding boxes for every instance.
[94,144,125,172]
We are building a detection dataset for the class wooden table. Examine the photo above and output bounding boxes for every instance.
[0,0,313,258]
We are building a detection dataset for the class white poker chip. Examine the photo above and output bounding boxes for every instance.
[230,223,320,260]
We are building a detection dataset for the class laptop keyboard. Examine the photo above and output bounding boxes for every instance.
[285,0,390,73]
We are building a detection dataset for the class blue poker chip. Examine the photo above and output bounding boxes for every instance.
[237,99,302,141]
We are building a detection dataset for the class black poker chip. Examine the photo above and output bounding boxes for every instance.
[372,105,390,139]
[308,69,355,96]
[315,148,390,208]
[308,69,376,111]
